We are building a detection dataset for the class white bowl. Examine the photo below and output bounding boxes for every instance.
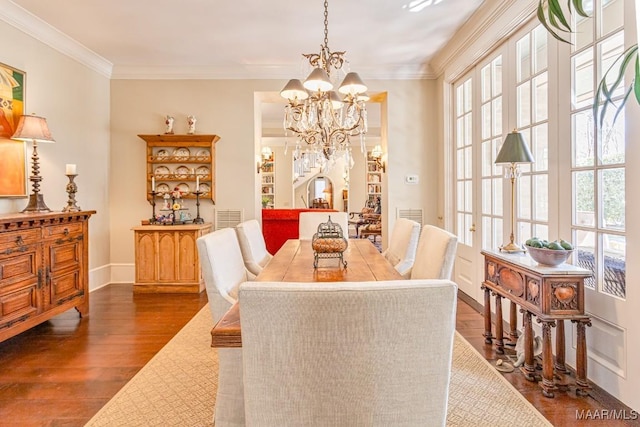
[526,246,573,266]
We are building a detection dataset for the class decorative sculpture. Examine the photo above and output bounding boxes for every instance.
[164,115,175,134]
[187,115,197,135]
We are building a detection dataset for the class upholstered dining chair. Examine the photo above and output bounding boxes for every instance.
[382,218,421,278]
[235,219,273,276]
[298,211,349,240]
[411,224,458,280]
[240,279,458,427]
[196,228,252,427]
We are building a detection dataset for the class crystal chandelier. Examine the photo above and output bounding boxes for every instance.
[280,0,368,168]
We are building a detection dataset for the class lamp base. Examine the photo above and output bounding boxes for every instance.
[499,242,525,253]
[22,193,51,213]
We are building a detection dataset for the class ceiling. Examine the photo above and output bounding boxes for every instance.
[9,0,485,79]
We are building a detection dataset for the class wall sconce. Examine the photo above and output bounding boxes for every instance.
[371,144,386,173]
[257,146,273,173]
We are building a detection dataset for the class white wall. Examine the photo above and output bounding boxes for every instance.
[0,20,111,289]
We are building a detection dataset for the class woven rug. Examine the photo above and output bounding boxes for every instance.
[85,305,551,427]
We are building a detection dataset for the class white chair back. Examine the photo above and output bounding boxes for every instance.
[236,219,273,276]
[383,218,421,278]
[298,211,349,240]
[196,227,249,426]
[240,279,458,427]
[411,224,458,280]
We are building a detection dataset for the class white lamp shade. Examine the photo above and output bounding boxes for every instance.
[280,79,309,101]
[303,68,333,92]
[338,72,367,95]
[356,92,370,102]
[329,91,344,109]
[11,114,55,143]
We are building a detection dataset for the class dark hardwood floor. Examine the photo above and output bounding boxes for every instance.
[0,284,637,426]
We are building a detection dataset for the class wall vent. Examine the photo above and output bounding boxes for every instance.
[397,208,423,226]
[214,209,244,230]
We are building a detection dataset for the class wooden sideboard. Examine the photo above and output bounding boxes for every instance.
[481,249,592,398]
[0,210,95,343]
[132,223,211,293]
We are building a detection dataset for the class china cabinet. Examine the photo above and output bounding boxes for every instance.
[138,134,220,202]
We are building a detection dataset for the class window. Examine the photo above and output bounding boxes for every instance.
[515,26,550,242]
[455,79,474,245]
[570,0,626,298]
[480,56,504,250]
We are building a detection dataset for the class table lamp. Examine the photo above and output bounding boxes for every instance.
[11,114,55,212]
[494,129,535,252]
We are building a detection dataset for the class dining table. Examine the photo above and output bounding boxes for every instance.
[210,238,402,348]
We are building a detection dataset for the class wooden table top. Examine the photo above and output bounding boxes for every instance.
[211,239,401,348]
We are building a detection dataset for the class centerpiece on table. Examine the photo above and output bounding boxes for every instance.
[311,216,348,268]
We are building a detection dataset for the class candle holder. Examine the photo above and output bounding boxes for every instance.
[62,174,81,212]
[193,190,204,224]
[149,190,158,223]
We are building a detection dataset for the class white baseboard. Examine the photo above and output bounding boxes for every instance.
[88,263,135,292]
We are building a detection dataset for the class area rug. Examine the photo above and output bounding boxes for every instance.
[85,305,551,427]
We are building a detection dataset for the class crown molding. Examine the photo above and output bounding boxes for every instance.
[0,0,113,78]
[430,0,538,82]
[111,63,437,80]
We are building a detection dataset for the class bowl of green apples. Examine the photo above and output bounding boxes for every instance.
[525,238,574,266]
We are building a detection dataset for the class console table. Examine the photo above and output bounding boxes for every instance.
[481,249,592,398]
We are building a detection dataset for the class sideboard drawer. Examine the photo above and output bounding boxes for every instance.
[0,229,40,251]
[43,222,84,240]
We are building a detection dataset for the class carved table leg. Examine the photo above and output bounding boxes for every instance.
[494,293,504,354]
[554,319,567,374]
[574,318,592,396]
[482,285,493,344]
[521,310,536,381]
[507,301,518,346]
[539,319,557,398]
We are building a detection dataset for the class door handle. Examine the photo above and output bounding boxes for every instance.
[469,223,476,232]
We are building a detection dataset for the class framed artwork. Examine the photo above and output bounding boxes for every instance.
[0,62,27,197]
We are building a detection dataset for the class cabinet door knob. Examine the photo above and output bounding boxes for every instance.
[15,236,24,247]
[63,228,70,236]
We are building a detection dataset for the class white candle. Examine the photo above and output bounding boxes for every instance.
[151,176,155,191]
[65,164,76,175]
[196,175,200,192]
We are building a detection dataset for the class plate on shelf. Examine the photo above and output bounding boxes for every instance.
[177,182,190,195]
[156,149,169,160]
[173,147,190,160]
[195,149,210,160]
[198,183,210,196]
[155,183,170,195]
[174,165,190,179]
[196,165,210,178]
[154,166,170,177]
